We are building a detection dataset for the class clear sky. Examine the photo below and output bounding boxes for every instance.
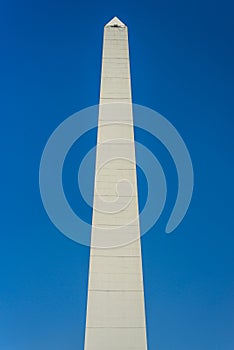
[1,0,234,349]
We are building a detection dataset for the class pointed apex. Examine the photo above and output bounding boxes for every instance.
[105,16,126,28]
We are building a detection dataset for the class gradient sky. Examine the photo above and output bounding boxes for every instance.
[1,0,234,349]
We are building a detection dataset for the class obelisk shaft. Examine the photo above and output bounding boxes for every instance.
[84,17,148,350]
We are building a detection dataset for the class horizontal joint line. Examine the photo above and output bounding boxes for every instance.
[88,290,143,292]
[86,326,145,329]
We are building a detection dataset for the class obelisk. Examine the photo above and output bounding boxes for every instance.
[84,17,148,349]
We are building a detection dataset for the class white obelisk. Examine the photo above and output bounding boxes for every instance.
[84,17,148,349]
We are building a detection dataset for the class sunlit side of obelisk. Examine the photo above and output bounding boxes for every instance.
[84,17,148,349]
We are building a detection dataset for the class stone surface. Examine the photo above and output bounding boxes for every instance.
[84,17,148,350]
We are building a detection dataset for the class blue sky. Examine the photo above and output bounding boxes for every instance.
[0,0,234,349]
